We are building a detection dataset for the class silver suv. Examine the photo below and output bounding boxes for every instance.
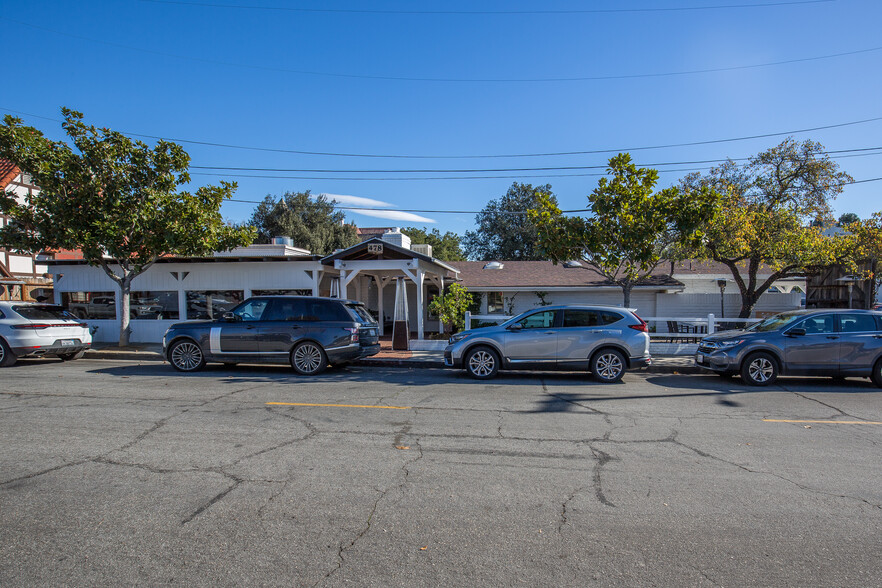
[695,309,882,386]
[443,305,651,382]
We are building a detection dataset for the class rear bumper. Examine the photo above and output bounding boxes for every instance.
[13,340,91,357]
[629,355,652,369]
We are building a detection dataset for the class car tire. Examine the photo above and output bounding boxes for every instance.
[465,346,500,379]
[291,341,327,376]
[740,352,778,386]
[871,358,882,389]
[0,338,17,368]
[168,339,206,372]
[59,350,86,361]
[592,348,626,383]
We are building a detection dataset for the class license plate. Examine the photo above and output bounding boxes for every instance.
[695,354,703,364]
[61,340,75,347]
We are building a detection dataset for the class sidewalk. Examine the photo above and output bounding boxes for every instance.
[84,344,702,374]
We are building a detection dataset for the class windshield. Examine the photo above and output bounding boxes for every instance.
[746,312,803,332]
[500,310,536,328]
[13,305,77,321]
[346,304,377,325]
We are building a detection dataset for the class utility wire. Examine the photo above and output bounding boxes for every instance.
[3,16,877,83]
[3,105,881,160]
[139,0,835,15]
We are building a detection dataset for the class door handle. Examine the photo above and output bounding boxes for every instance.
[245,325,255,330]
[826,335,838,339]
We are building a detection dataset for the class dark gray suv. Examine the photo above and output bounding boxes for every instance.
[695,309,882,386]
[162,296,380,374]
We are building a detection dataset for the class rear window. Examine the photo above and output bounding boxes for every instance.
[346,304,377,325]
[840,314,879,333]
[563,310,623,327]
[13,305,75,321]
[301,300,351,322]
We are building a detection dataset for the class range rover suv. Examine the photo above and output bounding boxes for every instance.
[162,296,380,374]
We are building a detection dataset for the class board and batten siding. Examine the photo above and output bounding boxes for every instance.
[656,292,802,320]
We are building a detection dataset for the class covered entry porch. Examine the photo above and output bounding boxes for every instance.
[322,239,460,339]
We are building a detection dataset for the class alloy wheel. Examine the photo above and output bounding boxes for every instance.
[171,341,203,371]
[468,350,496,377]
[595,352,624,381]
[293,343,324,375]
[748,357,774,383]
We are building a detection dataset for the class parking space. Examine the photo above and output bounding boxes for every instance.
[1,359,881,586]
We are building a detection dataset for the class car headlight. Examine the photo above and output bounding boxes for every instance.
[715,339,744,350]
[449,332,471,344]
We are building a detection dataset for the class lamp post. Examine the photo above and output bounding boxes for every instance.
[835,275,857,309]
[716,278,728,318]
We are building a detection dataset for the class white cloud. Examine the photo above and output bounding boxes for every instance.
[317,193,393,208]
[349,208,437,224]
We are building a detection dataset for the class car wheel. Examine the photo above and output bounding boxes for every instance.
[465,346,499,379]
[291,342,327,375]
[59,350,86,361]
[168,339,206,372]
[871,359,882,389]
[0,338,17,368]
[740,352,778,386]
[592,348,626,383]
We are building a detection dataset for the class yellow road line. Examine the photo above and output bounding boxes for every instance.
[266,402,412,410]
[763,419,882,425]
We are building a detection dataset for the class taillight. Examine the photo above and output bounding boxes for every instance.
[628,313,648,332]
[12,324,52,330]
[345,327,359,342]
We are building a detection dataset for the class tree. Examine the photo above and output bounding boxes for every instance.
[401,226,466,261]
[0,109,255,346]
[530,153,719,307]
[682,138,853,318]
[839,212,860,226]
[428,283,473,334]
[248,191,359,255]
[848,212,882,303]
[462,183,556,260]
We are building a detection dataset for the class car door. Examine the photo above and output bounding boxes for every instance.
[837,313,882,376]
[502,309,559,366]
[557,309,624,368]
[257,298,311,362]
[784,313,839,374]
[209,298,269,357]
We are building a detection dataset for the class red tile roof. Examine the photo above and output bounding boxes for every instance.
[0,159,20,190]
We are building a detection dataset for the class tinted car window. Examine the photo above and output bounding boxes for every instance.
[264,299,306,321]
[798,315,835,334]
[839,314,878,333]
[13,305,74,321]
[233,299,270,321]
[563,310,598,327]
[599,311,624,325]
[346,303,377,325]
[302,300,350,322]
[515,310,556,329]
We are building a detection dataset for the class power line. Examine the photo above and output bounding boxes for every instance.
[4,105,881,160]
[4,16,877,83]
[139,0,835,15]
[222,175,882,213]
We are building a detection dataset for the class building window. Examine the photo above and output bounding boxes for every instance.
[487,292,504,314]
[427,286,439,319]
[61,292,117,319]
[252,289,313,296]
[185,290,244,320]
[130,291,180,320]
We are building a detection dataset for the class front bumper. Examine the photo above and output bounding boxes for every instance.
[443,348,462,369]
[694,349,737,372]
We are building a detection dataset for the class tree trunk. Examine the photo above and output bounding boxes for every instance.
[118,278,132,347]
[622,283,633,308]
[738,289,761,319]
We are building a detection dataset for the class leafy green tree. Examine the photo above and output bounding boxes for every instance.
[401,226,466,261]
[682,138,853,318]
[530,153,719,307]
[839,212,860,226]
[0,109,255,346]
[428,283,473,334]
[463,183,556,260]
[248,191,359,255]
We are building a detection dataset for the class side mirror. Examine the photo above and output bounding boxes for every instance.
[786,328,806,337]
[222,312,239,322]
[507,323,523,331]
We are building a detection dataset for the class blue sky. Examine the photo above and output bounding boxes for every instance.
[3,0,881,239]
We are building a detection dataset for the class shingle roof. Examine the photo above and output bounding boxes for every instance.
[449,260,682,289]
[0,159,19,190]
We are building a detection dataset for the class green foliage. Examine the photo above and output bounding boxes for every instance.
[428,283,473,334]
[838,212,860,226]
[247,191,359,255]
[400,226,466,261]
[463,183,557,260]
[530,153,719,307]
[0,108,255,345]
[681,138,853,318]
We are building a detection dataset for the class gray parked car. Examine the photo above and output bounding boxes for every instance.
[444,305,651,382]
[695,309,882,386]
[162,296,380,374]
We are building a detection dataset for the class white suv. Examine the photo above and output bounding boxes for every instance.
[0,301,92,367]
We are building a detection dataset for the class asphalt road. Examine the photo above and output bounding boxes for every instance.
[1,358,881,587]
